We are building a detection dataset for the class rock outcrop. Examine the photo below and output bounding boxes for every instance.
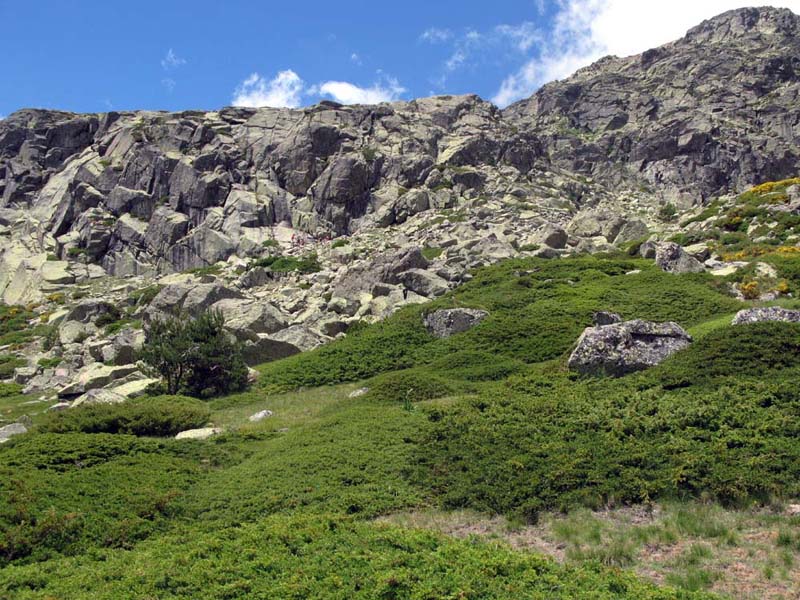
[732,307,800,325]
[423,308,489,339]
[568,319,692,376]
[2,8,799,283]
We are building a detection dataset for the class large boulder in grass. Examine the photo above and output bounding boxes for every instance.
[423,308,489,338]
[0,422,27,444]
[732,307,800,325]
[653,242,705,274]
[568,319,692,377]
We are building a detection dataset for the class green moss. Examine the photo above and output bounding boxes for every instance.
[421,246,443,260]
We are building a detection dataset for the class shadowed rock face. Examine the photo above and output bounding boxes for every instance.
[568,319,693,377]
[504,7,800,204]
[0,7,799,279]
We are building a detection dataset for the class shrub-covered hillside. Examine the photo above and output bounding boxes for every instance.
[5,254,800,598]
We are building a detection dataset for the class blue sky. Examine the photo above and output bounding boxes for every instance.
[1,1,798,116]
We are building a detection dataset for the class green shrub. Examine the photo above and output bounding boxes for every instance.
[366,369,456,404]
[659,203,678,222]
[0,433,228,564]
[361,147,378,162]
[654,322,800,389]
[0,354,26,379]
[141,310,249,398]
[0,382,23,398]
[39,396,211,437]
[331,238,350,249]
[417,322,800,520]
[37,357,61,370]
[0,513,706,599]
[248,253,321,273]
[0,304,37,347]
[94,306,122,328]
[421,246,444,260]
[426,350,526,381]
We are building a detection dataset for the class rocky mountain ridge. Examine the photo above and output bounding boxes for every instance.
[1,6,799,403]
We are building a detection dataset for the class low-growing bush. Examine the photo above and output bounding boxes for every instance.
[37,357,62,370]
[248,253,321,273]
[366,369,456,404]
[0,382,23,398]
[39,396,211,437]
[654,322,800,389]
[426,350,526,381]
[0,354,26,379]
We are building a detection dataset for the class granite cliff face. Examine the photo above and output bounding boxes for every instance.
[506,7,800,204]
[1,7,798,280]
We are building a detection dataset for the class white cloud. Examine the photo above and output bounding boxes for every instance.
[232,70,406,108]
[494,23,540,52]
[314,77,405,104]
[492,0,800,107]
[435,22,539,83]
[420,27,453,43]
[161,48,186,70]
[161,78,176,93]
[232,70,305,108]
[350,52,362,65]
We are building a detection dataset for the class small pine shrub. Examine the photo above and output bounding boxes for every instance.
[39,396,211,437]
[140,310,249,398]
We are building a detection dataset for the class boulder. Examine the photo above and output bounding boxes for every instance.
[107,378,159,398]
[107,328,145,365]
[333,246,429,297]
[175,427,222,440]
[732,307,800,325]
[40,261,75,284]
[147,282,245,320]
[212,298,288,339]
[269,325,327,352]
[63,298,118,324]
[398,269,449,297]
[58,320,94,345]
[58,363,139,397]
[0,422,27,444]
[683,243,711,261]
[568,319,692,377]
[423,308,489,338]
[532,225,568,249]
[653,242,705,273]
[248,410,273,422]
[593,311,622,326]
[71,388,128,408]
[241,335,301,365]
[13,366,37,385]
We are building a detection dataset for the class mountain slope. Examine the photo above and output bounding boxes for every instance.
[0,7,798,280]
